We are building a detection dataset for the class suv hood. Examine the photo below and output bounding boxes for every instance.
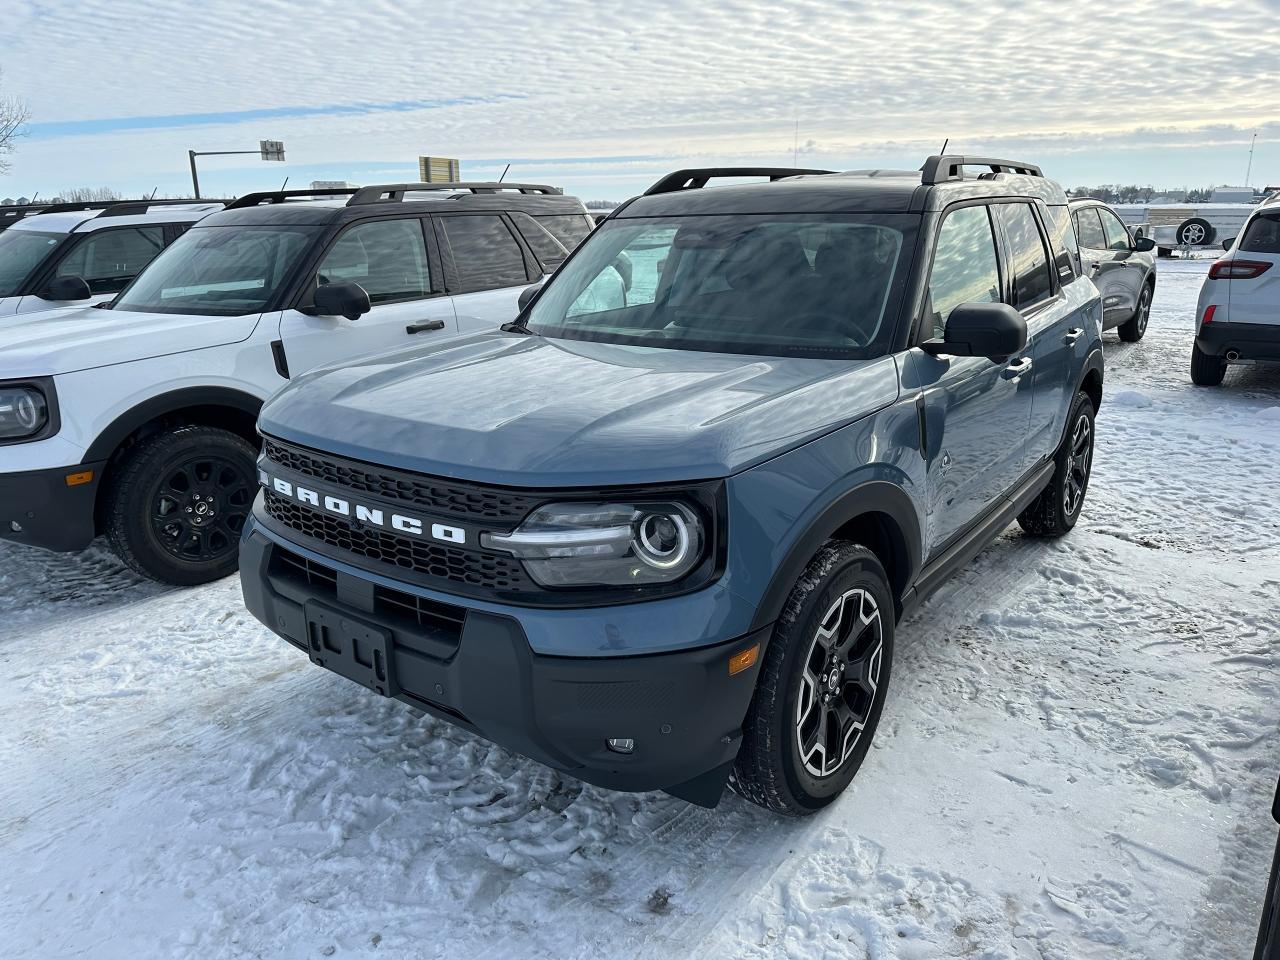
[260,333,900,486]
[0,307,262,378]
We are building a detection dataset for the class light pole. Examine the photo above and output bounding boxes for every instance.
[187,140,285,198]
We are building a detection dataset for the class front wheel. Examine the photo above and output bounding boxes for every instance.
[1018,391,1095,538]
[1190,343,1227,386]
[1117,284,1152,342]
[730,542,895,815]
[105,425,258,585]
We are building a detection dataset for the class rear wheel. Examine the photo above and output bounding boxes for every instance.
[1018,391,1095,538]
[105,425,257,585]
[1190,343,1227,386]
[730,542,894,815]
[1117,283,1152,342]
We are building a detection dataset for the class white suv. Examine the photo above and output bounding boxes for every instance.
[0,183,578,583]
[1192,196,1280,385]
[0,200,224,318]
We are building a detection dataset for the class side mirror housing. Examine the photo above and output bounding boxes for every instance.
[921,302,1028,362]
[517,282,543,311]
[43,276,92,302]
[1133,236,1156,252]
[313,281,371,321]
[1222,237,1235,251]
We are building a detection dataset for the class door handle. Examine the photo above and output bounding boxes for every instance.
[405,319,446,334]
[1063,327,1084,344]
[1002,357,1033,379]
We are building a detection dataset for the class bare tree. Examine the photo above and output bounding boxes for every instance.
[0,70,31,175]
[59,186,123,202]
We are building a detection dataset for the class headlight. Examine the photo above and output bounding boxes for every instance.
[0,385,49,440]
[482,501,705,587]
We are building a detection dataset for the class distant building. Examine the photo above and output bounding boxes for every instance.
[1211,186,1254,203]
[310,180,359,191]
[418,157,461,183]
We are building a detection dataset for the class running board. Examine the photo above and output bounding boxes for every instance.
[900,461,1055,620]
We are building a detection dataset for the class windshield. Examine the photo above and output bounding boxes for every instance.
[524,214,915,358]
[113,224,320,315]
[0,230,65,298]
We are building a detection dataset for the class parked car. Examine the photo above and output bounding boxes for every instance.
[0,199,224,319]
[1069,198,1157,342]
[0,182,577,584]
[1256,775,1280,959]
[240,156,1104,814]
[1191,196,1280,385]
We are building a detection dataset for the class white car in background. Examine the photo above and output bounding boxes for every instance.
[1191,196,1280,385]
[0,200,224,318]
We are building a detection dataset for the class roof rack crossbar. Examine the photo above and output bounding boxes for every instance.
[225,188,359,210]
[644,167,837,196]
[920,155,1044,185]
[346,182,563,205]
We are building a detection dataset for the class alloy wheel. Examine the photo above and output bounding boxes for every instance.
[1062,414,1093,518]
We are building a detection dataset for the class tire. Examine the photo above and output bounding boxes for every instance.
[1190,342,1227,386]
[1117,282,1153,342]
[1176,217,1215,247]
[105,425,258,585]
[1018,391,1095,538]
[730,542,895,815]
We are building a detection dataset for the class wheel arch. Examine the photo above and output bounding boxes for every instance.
[1079,347,1104,413]
[749,480,922,631]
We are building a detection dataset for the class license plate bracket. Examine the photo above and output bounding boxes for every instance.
[303,602,397,698]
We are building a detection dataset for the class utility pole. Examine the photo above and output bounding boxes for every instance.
[1245,132,1258,189]
[186,140,286,198]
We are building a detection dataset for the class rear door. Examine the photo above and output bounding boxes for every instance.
[1072,206,1131,328]
[1227,209,1280,326]
[278,215,456,374]
[908,202,1034,556]
[435,213,543,332]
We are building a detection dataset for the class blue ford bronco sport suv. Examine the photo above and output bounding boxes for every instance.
[241,156,1104,815]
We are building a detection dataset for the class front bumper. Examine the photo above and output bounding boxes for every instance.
[240,526,768,805]
[1196,321,1280,363]
[0,462,103,552]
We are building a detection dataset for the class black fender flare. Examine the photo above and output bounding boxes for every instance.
[748,479,922,632]
[1079,345,1105,405]
[82,386,265,464]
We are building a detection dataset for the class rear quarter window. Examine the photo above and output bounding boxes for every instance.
[1240,212,1280,254]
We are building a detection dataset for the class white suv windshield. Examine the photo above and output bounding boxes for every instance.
[524,214,915,358]
[113,224,320,315]
[0,230,65,297]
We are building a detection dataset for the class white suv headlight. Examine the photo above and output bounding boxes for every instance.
[482,501,705,587]
[0,384,50,441]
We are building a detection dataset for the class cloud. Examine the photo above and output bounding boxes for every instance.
[1,0,1277,198]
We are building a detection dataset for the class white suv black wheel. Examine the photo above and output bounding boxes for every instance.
[730,542,894,815]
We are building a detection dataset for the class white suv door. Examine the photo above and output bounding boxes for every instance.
[277,216,457,373]
[434,213,543,332]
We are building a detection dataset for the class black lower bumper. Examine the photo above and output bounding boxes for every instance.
[240,529,768,806]
[0,462,103,553]
[1197,321,1280,363]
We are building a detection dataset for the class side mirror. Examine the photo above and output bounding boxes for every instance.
[1222,238,1235,251]
[517,283,542,311]
[921,302,1028,362]
[313,281,371,321]
[1133,236,1156,252]
[43,276,92,302]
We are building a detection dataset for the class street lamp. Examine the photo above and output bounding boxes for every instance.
[187,140,285,198]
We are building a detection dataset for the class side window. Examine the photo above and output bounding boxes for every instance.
[1042,205,1080,282]
[317,218,430,304]
[440,215,529,292]
[926,206,1001,340]
[509,212,568,269]
[536,214,593,250]
[994,203,1053,309]
[1240,213,1280,253]
[1074,207,1108,250]
[1098,209,1132,251]
[55,226,165,294]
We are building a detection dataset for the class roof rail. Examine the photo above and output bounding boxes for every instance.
[920,155,1043,185]
[644,167,837,196]
[225,188,359,210]
[96,198,227,218]
[346,182,564,205]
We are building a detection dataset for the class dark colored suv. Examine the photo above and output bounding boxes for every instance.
[240,156,1105,814]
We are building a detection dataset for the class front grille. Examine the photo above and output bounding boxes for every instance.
[264,489,535,593]
[263,438,541,524]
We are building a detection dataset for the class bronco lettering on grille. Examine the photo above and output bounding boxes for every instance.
[260,472,466,546]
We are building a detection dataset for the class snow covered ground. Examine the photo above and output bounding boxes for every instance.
[1,258,1277,960]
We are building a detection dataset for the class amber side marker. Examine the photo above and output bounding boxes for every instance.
[728,643,759,676]
[64,470,94,487]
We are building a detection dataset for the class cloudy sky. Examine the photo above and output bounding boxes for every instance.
[3,0,1278,201]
